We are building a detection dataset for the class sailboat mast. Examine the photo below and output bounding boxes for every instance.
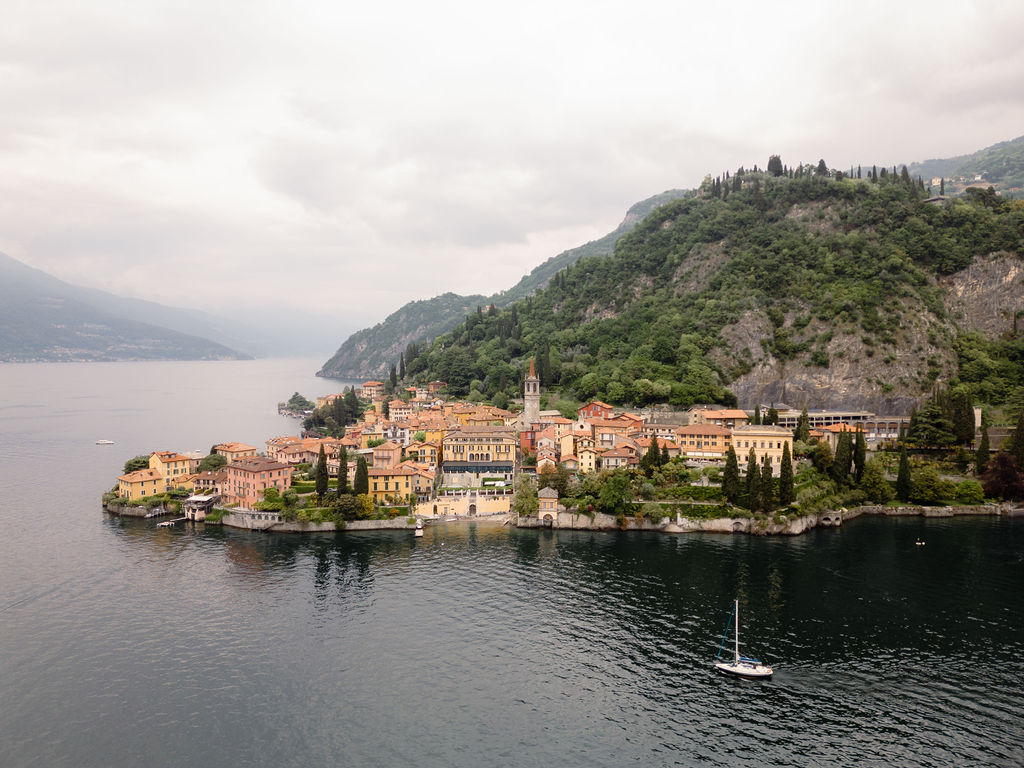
[734,599,740,662]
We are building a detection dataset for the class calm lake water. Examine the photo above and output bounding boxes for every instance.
[1,359,1022,767]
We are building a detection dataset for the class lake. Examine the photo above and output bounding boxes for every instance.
[0,359,1022,767]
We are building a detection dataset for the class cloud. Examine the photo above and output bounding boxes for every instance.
[1,0,1023,328]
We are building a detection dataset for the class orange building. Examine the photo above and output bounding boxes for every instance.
[222,457,292,510]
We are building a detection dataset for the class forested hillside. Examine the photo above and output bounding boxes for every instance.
[317,189,690,378]
[402,166,1024,415]
[908,134,1024,197]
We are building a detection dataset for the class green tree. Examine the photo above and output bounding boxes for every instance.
[765,406,779,426]
[751,404,762,425]
[896,447,911,502]
[976,425,990,475]
[909,465,945,505]
[512,475,539,517]
[1010,409,1024,469]
[598,470,633,516]
[198,453,226,472]
[640,439,660,477]
[354,456,369,496]
[745,448,760,511]
[123,455,150,474]
[337,446,349,495]
[778,443,794,507]
[853,428,867,483]
[315,444,328,505]
[660,442,670,467]
[951,389,975,445]
[982,452,1024,500]
[767,155,784,177]
[859,457,893,503]
[389,364,398,391]
[956,479,984,505]
[722,446,740,504]
[831,431,852,486]
[760,454,774,513]
[794,408,810,442]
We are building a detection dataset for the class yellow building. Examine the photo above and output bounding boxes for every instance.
[405,441,439,469]
[676,424,732,460]
[149,451,192,486]
[577,446,600,474]
[368,466,418,503]
[441,425,517,485]
[730,425,793,476]
[213,442,258,463]
[118,468,166,500]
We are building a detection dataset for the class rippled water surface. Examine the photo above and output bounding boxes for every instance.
[1,361,1023,767]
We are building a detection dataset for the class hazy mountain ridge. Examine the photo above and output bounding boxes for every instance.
[317,189,692,378]
[0,253,250,362]
[908,134,1024,196]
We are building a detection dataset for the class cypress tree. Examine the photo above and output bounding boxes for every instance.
[896,447,911,502]
[399,352,406,380]
[760,454,774,513]
[940,178,945,195]
[831,431,852,486]
[853,428,867,483]
[976,425,990,475]
[746,448,760,511]
[315,444,328,505]
[641,439,660,477]
[337,445,349,495]
[778,443,794,507]
[752,404,762,425]
[389,364,398,391]
[723,446,740,504]
[1010,409,1024,469]
[795,407,810,443]
[354,456,369,496]
[660,442,670,467]
[766,406,779,425]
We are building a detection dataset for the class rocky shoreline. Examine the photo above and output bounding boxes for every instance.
[103,499,1021,536]
[516,502,1021,535]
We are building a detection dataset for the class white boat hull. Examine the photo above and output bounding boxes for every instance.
[714,660,773,679]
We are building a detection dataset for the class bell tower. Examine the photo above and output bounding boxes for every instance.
[522,358,540,427]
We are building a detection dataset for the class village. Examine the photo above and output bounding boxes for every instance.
[106,360,934,533]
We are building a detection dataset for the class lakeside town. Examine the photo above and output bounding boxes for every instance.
[106,361,1023,534]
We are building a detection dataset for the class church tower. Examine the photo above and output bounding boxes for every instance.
[522,357,540,428]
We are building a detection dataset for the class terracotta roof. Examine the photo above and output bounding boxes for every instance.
[824,423,861,433]
[677,424,732,436]
[214,442,257,453]
[119,468,163,482]
[702,409,749,420]
[226,457,291,472]
[367,466,418,477]
[151,451,191,462]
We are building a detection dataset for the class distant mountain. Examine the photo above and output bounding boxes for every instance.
[0,252,250,362]
[908,135,1024,197]
[317,189,692,378]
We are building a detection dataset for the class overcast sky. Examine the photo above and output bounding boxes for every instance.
[2,0,1023,335]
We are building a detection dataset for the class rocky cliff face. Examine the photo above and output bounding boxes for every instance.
[715,252,1022,415]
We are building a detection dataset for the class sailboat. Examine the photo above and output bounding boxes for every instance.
[714,599,773,679]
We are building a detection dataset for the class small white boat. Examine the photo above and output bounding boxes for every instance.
[95,439,115,445]
[714,599,773,679]
[413,519,424,537]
